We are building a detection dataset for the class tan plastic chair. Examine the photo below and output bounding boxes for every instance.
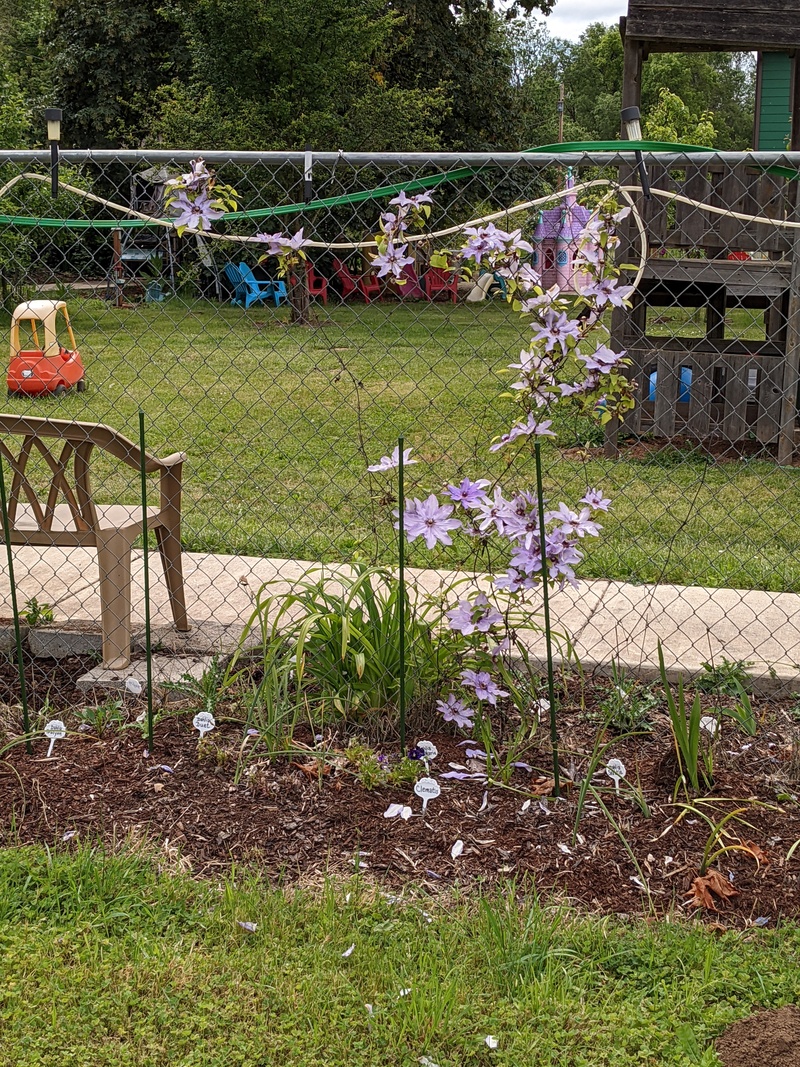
[0,415,190,669]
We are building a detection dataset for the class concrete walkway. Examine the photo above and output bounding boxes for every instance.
[3,546,800,694]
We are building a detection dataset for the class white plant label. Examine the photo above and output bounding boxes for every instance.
[417,740,438,765]
[44,719,66,758]
[193,711,216,737]
[605,758,626,794]
[125,677,143,697]
[413,776,441,812]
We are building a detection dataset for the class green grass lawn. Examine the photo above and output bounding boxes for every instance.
[5,295,800,591]
[0,846,797,1066]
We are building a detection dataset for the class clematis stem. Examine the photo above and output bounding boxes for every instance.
[398,436,406,750]
[535,441,560,798]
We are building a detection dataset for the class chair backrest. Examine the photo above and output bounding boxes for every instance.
[0,415,182,538]
[428,267,455,284]
[332,257,357,294]
[223,263,245,296]
[238,263,263,292]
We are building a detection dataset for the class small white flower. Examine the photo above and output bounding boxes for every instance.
[485,1036,499,1049]
[342,944,355,958]
[451,840,464,860]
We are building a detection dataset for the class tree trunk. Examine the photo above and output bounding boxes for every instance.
[288,268,312,325]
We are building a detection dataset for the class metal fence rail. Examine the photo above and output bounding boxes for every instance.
[0,148,799,690]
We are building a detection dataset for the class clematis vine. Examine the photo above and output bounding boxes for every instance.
[366,189,637,735]
[369,190,432,286]
[164,158,238,235]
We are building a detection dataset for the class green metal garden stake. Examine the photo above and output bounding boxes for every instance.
[0,453,31,752]
[138,411,154,752]
[397,435,406,750]
[534,441,560,798]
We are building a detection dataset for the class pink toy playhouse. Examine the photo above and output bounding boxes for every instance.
[532,171,591,293]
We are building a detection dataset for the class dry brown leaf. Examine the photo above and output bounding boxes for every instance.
[685,869,739,910]
[530,778,555,796]
[290,761,330,781]
[740,839,769,866]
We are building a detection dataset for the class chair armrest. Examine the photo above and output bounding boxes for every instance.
[158,452,187,468]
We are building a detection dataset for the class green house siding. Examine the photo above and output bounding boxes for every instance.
[757,52,793,150]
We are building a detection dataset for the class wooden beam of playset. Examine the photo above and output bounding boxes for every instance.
[624,0,800,53]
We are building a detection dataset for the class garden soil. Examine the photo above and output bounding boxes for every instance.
[2,654,800,927]
[716,1005,800,1067]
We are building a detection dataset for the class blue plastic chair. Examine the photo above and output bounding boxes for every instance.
[648,366,692,403]
[238,263,288,308]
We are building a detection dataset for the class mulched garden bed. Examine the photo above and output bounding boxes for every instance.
[2,652,800,928]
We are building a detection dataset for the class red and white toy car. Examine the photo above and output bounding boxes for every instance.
[8,299,86,397]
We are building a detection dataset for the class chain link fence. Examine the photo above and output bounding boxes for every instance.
[0,147,799,691]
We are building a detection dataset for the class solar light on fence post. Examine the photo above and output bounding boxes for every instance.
[620,105,651,201]
[44,107,62,200]
[303,145,313,205]
[138,411,155,752]
[534,441,560,798]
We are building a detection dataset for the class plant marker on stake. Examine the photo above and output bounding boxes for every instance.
[398,436,406,749]
[534,441,560,798]
[44,719,66,757]
[193,712,215,738]
[605,757,626,795]
[0,453,31,752]
[138,412,154,752]
[414,776,441,813]
[418,739,438,772]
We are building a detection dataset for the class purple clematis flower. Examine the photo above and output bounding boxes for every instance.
[447,477,490,509]
[446,595,503,635]
[436,694,475,729]
[531,310,583,356]
[460,669,508,706]
[399,494,462,549]
[581,488,612,512]
[390,190,433,209]
[372,242,414,279]
[547,502,602,538]
[579,344,625,373]
[171,191,224,232]
[489,414,555,453]
[578,276,634,308]
[368,445,418,473]
[254,231,288,255]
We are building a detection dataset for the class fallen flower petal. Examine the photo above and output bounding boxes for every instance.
[451,840,464,860]
[237,921,258,933]
[342,944,355,958]
[485,1036,499,1049]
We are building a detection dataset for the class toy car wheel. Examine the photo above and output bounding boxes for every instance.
[76,378,87,393]
[53,385,67,398]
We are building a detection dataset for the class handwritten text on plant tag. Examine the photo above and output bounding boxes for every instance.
[193,712,216,737]
[44,719,66,758]
[414,776,441,812]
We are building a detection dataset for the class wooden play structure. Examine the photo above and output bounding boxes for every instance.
[0,416,189,669]
[608,1,800,462]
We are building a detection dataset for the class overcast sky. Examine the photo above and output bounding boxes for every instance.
[543,0,627,40]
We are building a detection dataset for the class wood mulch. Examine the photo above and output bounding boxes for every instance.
[1,652,800,928]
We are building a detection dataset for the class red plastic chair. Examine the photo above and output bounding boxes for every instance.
[423,266,459,303]
[332,257,381,303]
[306,262,329,305]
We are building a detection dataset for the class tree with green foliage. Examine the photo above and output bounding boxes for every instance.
[47,0,191,147]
